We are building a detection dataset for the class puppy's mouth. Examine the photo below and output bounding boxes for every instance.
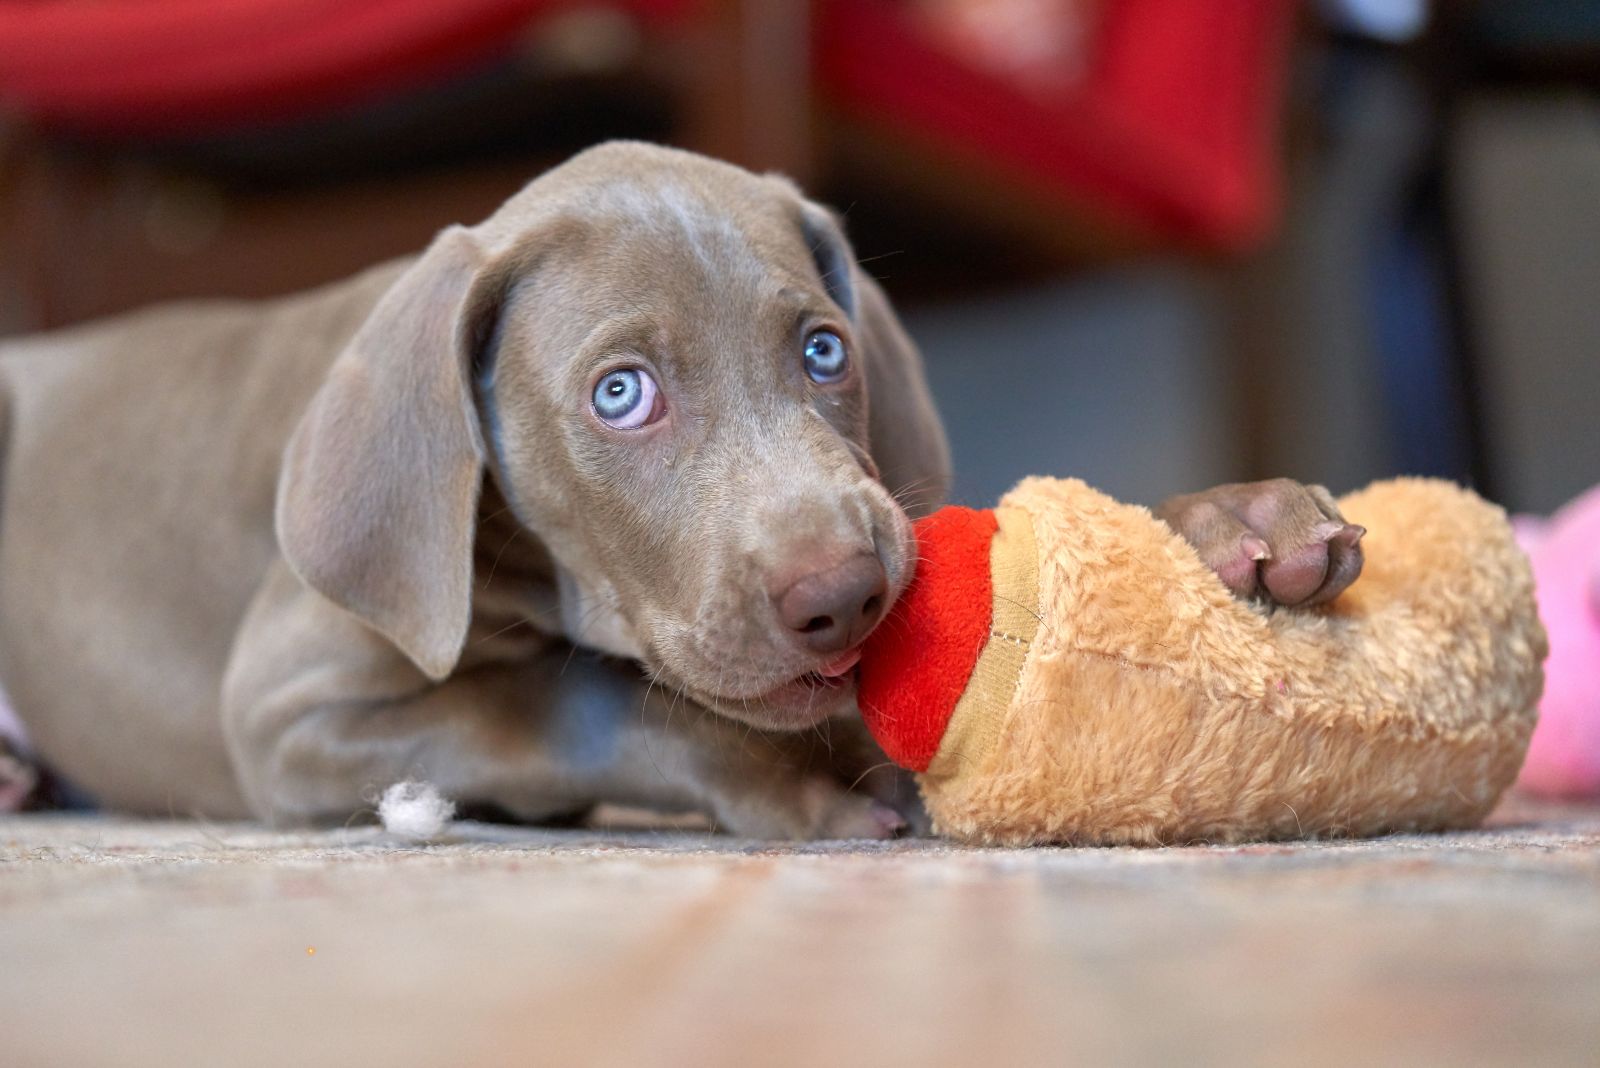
[664,646,866,731]
[743,649,864,729]
[787,647,862,691]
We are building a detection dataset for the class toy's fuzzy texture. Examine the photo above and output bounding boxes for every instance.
[1515,483,1600,797]
[870,477,1546,846]
[378,781,455,841]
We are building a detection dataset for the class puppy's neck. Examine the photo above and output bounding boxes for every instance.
[472,479,642,660]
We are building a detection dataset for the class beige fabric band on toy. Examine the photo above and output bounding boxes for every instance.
[927,506,1040,781]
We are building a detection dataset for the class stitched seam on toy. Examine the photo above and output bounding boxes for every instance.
[1069,647,1282,720]
[1064,647,1253,723]
[1070,646,1187,682]
[1003,646,1031,725]
[991,625,1033,742]
[997,507,1040,726]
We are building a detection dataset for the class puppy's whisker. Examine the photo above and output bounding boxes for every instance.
[846,760,897,795]
[479,523,525,590]
[471,615,533,646]
[888,475,937,508]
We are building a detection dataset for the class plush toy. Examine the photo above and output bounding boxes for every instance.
[1514,483,1600,798]
[857,477,1547,846]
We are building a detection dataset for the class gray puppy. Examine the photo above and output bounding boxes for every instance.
[0,142,1362,836]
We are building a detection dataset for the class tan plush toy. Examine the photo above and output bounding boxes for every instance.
[856,477,1547,846]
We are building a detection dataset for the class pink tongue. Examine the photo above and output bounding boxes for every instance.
[817,649,862,678]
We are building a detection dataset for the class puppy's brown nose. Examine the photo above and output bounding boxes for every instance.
[777,554,888,654]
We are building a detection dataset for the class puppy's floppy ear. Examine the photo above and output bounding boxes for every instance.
[853,274,952,517]
[277,226,500,680]
[800,202,952,517]
[800,203,857,319]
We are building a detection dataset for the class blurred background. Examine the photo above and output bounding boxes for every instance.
[1,0,1596,513]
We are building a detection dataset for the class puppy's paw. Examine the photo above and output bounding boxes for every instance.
[812,715,932,836]
[1157,479,1365,607]
[814,769,931,839]
[813,788,909,840]
[706,776,908,840]
[701,723,926,840]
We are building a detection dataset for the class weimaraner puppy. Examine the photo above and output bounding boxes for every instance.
[0,142,1363,836]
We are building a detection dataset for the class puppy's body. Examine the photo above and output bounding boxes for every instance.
[0,265,401,813]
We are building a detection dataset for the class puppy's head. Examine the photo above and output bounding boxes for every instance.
[278,143,948,730]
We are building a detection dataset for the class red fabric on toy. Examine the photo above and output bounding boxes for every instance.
[859,506,997,772]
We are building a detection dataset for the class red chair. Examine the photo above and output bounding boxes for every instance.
[816,0,1296,251]
[0,0,691,134]
[0,0,1295,252]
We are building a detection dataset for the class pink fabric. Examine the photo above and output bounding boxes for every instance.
[0,679,32,812]
[1515,483,1600,798]
[0,679,26,754]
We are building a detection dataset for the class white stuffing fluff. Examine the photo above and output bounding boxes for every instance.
[378,780,455,841]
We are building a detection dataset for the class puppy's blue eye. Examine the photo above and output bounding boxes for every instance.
[803,329,849,384]
[593,368,662,429]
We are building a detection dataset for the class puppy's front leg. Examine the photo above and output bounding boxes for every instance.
[223,562,909,838]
